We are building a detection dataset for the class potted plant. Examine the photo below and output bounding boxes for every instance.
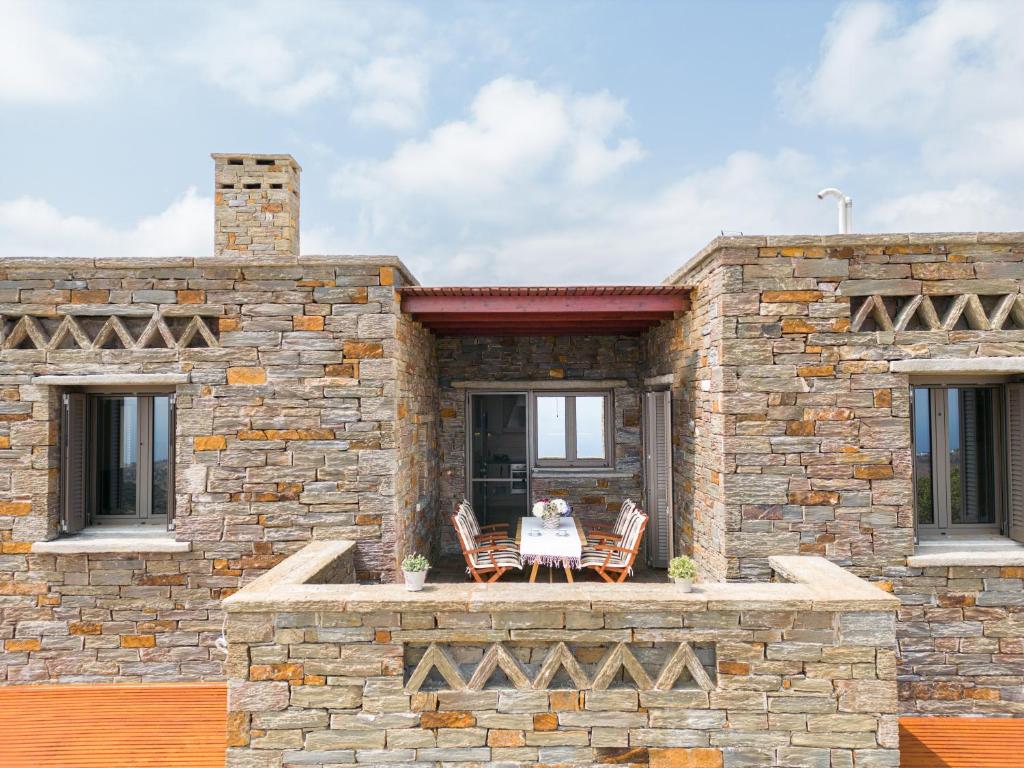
[401,553,430,592]
[668,555,698,592]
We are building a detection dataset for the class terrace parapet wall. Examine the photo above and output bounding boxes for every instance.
[0,255,416,683]
[224,543,900,768]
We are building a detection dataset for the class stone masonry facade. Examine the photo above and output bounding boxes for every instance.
[0,155,431,683]
[661,233,1024,718]
[1,147,1022,730]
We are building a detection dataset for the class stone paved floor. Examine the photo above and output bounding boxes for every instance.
[431,555,667,584]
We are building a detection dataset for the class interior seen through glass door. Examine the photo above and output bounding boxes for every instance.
[469,394,528,530]
[913,385,1001,535]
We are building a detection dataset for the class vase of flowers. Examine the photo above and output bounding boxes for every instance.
[667,555,698,592]
[401,553,430,592]
[532,497,571,530]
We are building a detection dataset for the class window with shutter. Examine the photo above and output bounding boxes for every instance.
[60,390,175,530]
[912,384,1004,537]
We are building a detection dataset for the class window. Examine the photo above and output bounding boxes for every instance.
[532,392,612,467]
[62,392,174,531]
[912,385,1002,536]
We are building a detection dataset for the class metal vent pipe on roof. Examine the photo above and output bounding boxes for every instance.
[817,187,853,234]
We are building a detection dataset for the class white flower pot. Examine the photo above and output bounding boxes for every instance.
[541,515,560,530]
[403,569,428,591]
[672,577,693,592]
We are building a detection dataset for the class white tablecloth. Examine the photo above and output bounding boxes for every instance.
[519,516,583,568]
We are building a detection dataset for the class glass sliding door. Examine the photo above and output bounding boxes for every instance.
[468,393,529,529]
[913,385,1003,537]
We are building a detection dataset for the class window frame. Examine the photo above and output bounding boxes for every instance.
[63,388,175,529]
[911,382,1005,539]
[531,391,614,469]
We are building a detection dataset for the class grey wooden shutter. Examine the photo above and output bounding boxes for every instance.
[1007,384,1024,543]
[61,392,88,534]
[644,391,673,567]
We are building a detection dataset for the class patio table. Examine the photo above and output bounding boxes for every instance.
[516,516,588,583]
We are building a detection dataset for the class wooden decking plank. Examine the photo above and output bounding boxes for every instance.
[0,682,226,768]
[900,716,1024,767]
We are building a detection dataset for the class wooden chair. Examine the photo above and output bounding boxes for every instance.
[581,507,648,583]
[452,511,522,583]
[587,499,637,544]
[456,500,515,546]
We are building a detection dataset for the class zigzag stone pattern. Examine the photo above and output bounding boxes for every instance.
[404,641,716,693]
[0,311,220,350]
[848,292,1024,333]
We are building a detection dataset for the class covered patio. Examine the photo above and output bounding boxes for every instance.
[397,285,691,582]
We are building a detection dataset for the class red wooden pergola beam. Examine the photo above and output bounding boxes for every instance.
[411,312,670,323]
[398,285,691,335]
[400,292,689,315]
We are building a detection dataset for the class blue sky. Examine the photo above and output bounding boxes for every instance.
[1,0,1021,284]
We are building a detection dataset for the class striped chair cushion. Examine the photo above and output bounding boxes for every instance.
[457,502,515,547]
[582,508,646,569]
[453,512,521,570]
[469,548,522,570]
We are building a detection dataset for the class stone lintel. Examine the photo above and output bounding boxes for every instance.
[32,373,190,386]
[891,356,1024,375]
[450,380,629,390]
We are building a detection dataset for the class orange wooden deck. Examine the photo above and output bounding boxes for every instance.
[900,716,1024,767]
[0,682,226,768]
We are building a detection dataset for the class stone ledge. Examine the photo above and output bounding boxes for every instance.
[32,530,191,554]
[908,549,1024,567]
[32,373,190,386]
[0,254,419,286]
[224,542,898,614]
[664,231,1024,285]
[890,357,1024,375]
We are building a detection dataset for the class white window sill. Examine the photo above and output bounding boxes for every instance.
[32,527,190,554]
[908,536,1024,567]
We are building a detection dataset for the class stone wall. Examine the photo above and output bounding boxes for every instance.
[436,335,643,552]
[643,256,724,581]
[889,559,1024,715]
[392,305,441,568]
[225,544,901,768]
[667,234,1024,582]
[4,549,223,682]
[0,255,417,682]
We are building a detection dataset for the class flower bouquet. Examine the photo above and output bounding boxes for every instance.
[532,497,571,530]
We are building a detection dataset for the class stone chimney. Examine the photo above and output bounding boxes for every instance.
[212,153,301,259]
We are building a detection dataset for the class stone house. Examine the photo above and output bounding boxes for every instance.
[1,153,1023,766]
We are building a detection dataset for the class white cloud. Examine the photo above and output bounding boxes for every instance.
[351,57,429,131]
[0,0,127,104]
[866,181,1019,232]
[783,0,1024,173]
[0,189,211,258]
[335,77,644,220]
[177,1,432,127]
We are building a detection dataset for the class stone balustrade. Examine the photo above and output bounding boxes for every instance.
[224,542,900,767]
